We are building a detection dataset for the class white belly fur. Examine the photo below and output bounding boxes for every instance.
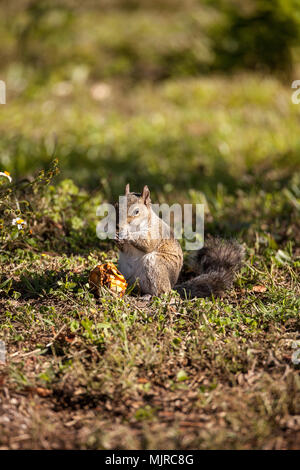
[118,249,157,288]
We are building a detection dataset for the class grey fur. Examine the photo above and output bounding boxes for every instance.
[116,186,244,299]
[175,237,244,298]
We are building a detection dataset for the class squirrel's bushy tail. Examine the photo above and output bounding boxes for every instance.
[175,237,244,299]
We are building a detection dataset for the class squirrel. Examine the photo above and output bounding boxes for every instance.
[114,184,244,298]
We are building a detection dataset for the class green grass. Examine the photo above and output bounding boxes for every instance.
[0,176,299,449]
[0,0,299,450]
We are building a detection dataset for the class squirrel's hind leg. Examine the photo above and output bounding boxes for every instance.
[139,257,172,296]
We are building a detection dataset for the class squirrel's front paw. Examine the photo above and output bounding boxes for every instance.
[114,232,125,248]
[119,230,134,241]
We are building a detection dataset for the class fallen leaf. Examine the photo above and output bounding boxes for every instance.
[0,374,6,387]
[64,333,76,343]
[137,378,148,384]
[179,421,203,428]
[35,387,52,397]
[252,285,267,293]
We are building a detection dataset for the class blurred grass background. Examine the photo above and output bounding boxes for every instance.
[0,0,300,199]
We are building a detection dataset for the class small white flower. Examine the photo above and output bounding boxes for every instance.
[0,171,12,183]
[12,217,27,230]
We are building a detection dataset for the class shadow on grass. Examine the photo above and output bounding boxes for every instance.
[52,389,108,412]
[0,269,91,300]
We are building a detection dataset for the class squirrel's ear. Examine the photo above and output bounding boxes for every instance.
[125,183,130,195]
[141,185,151,205]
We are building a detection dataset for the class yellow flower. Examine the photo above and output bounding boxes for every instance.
[12,218,27,230]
